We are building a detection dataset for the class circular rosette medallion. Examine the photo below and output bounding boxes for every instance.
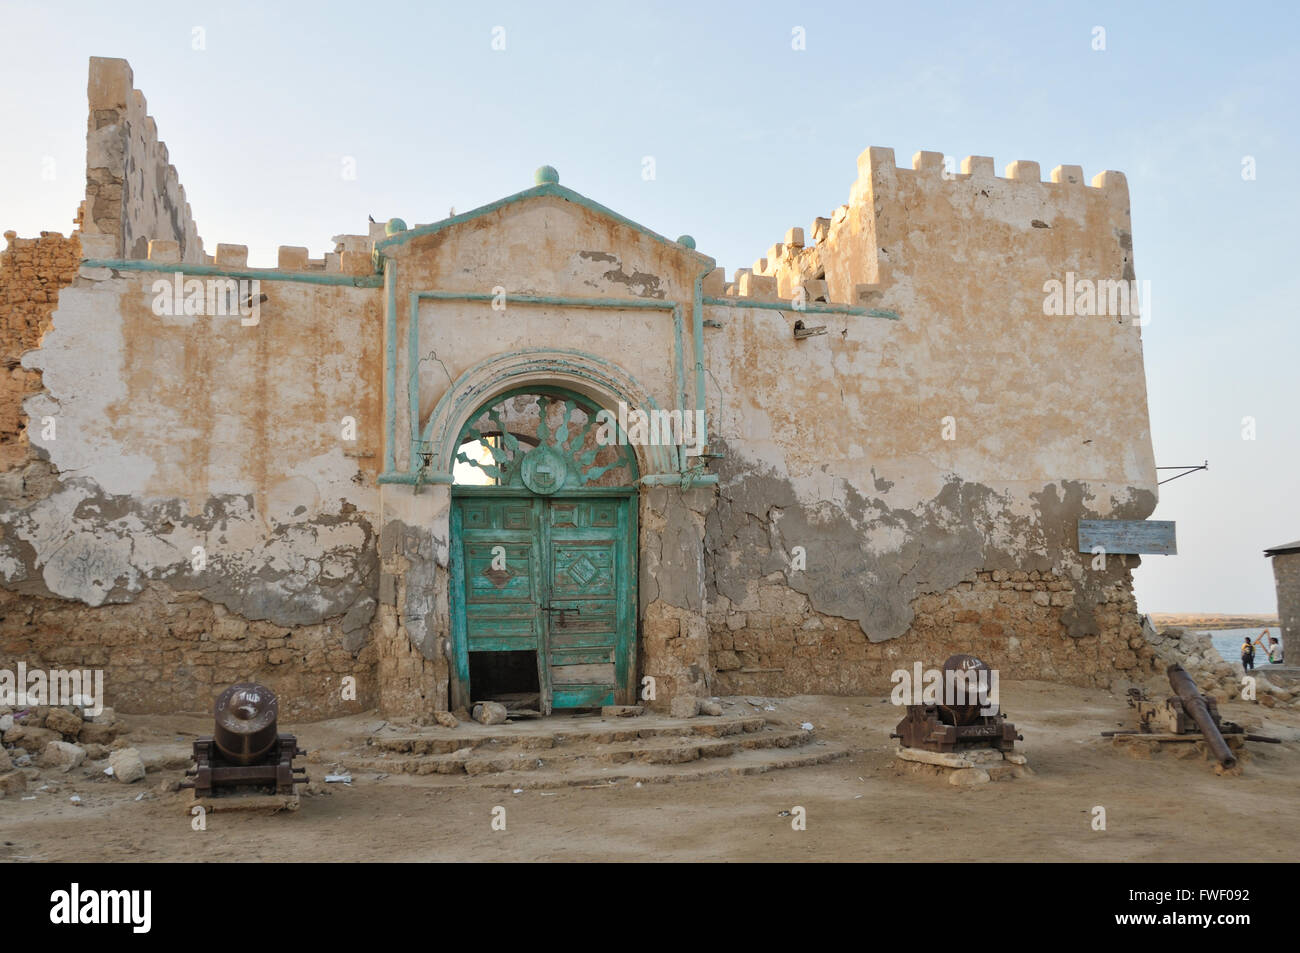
[520,443,569,495]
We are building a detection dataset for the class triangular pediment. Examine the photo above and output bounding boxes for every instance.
[377,176,712,301]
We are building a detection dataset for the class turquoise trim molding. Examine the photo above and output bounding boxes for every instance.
[453,485,638,498]
[672,305,687,472]
[691,267,709,449]
[378,470,452,485]
[413,291,677,310]
[383,259,397,474]
[407,291,422,476]
[703,295,900,320]
[82,258,384,288]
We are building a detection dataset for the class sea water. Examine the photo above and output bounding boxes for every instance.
[1198,627,1285,665]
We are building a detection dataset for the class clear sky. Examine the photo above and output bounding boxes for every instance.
[1,0,1296,613]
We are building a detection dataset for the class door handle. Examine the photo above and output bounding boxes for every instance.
[542,604,582,625]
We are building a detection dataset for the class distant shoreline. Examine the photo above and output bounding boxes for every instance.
[1149,613,1280,631]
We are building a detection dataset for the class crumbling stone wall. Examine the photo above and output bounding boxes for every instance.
[375,609,445,720]
[710,568,1157,696]
[0,583,375,718]
[0,231,80,473]
[1269,551,1300,656]
[638,486,712,709]
[374,511,451,718]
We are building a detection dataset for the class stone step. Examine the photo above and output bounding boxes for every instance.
[340,728,816,774]
[339,724,814,776]
[347,741,850,789]
[367,714,768,757]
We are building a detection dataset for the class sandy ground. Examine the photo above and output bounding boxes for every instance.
[2,680,1299,862]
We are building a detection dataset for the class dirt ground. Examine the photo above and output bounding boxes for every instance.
[2,680,1298,862]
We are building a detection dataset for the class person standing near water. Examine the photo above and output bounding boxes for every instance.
[1257,631,1283,664]
[1241,635,1256,672]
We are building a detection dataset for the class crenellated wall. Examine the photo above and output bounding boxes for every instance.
[78,57,204,263]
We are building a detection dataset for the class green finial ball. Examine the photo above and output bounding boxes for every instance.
[676,234,696,249]
[535,165,560,186]
[385,218,408,236]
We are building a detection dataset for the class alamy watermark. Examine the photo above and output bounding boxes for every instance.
[151,272,261,326]
[49,883,150,933]
[1042,272,1151,324]
[890,661,1000,716]
[0,663,104,716]
[595,401,706,454]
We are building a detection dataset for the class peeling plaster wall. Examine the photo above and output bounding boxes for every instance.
[23,272,383,502]
[0,255,385,715]
[701,149,1159,690]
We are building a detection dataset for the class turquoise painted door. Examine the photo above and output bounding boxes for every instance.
[452,491,636,712]
[456,496,550,709]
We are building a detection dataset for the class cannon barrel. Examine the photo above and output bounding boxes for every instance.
[213,682,280,765]
[1167,664,1236,768]
[938,653,993,726]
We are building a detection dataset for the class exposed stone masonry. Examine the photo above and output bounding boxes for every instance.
[709,568,1157,696]
[0,231,81,473]
[0,583,376,718]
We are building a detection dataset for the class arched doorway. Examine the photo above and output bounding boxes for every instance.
[448,387,639,715]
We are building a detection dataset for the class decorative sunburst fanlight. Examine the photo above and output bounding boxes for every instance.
[452,390,636,491]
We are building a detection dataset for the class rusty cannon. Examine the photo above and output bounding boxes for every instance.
[1101,664,1279,770]
[1167,663,1236,768]
[181,683,308,798]
[891,654,1021,754]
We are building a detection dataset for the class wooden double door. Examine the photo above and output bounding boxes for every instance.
[450,489,637,712]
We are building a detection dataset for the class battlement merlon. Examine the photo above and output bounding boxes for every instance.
[748,144,1136,308]
[853,145,1129,195]
[78,57,205,264]
[799,145,1136,305]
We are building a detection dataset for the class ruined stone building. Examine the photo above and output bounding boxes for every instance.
[1264,540,1299,655]
[0,57,1161,720]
